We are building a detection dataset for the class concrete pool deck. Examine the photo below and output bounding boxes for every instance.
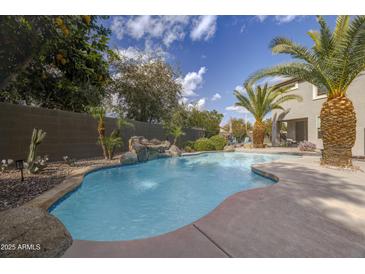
[63,155,365,257]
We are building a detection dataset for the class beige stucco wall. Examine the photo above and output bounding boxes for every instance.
[274,72,365,156]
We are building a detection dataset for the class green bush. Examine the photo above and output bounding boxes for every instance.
[184,145,194,152]
[209,135,226,150]
[193,138,215,151]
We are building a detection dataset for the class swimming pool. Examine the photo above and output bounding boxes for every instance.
[50,152,285,241]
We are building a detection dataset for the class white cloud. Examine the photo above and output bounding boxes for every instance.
[190,16,217,41]
[255,15,301,24]
[116,47,145,60]
[111,17,126,39]
[274,16,298,24]
[256,15,268,22]
[115,43,168,62]
[187,98,206,111]
[177,67,207,97]
[234,85,245,93]
[179,97,189,105]
[211,93,222,101]
[225,105,249,114]
[111,16,190,47]
[196,98,206,110]
[256,75,291,86]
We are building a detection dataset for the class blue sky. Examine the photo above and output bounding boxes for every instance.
[103,15,336,125]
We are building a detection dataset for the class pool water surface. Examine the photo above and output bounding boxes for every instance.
[50,152,287,241]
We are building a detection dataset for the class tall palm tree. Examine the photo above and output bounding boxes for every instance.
[245,16,365,167]
[234,83,302,148]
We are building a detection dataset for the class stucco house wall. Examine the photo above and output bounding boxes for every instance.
[273,72,365,156]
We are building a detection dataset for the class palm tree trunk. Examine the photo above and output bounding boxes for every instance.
[320,96,356,167]
[253,120,266,148]
[98,120,108,159]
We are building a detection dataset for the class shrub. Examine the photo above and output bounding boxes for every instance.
[193,138,215,151]
[209,135,227,150]
[298,141,316,151]
[1,159,14,173]
[184,146,194,153]
[63,156,76,166]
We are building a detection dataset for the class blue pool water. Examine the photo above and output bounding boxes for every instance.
[50,152,285,241]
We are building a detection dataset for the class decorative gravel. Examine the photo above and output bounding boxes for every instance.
[0,157,120,211]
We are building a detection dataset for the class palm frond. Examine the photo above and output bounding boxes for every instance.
[246,15,365,98]
[233,83,302,122]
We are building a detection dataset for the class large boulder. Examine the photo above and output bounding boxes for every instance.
[128,136,144,151]
[160,140,171,150]
[168,145,182,157]
[0,206,72,258]
[147,145,162,160]
[132,143,149,162]
[149,138,162,145]
[120,152,138,165]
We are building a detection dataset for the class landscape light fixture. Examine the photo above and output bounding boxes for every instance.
[15,159,24,181]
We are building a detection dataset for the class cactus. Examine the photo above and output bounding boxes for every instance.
[27,128,47,165]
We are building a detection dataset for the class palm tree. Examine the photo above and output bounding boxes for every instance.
[234,83,302,148]
[87,106,108,159]
[245,16,365,167]
[171,126,185,145]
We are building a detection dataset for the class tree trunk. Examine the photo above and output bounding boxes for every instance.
[97,120,108,159]
[320,96,356,168]
[253,120,266,148]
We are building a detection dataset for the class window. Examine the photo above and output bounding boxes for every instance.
[312,85,328,100]
[286,82,298,91]
[317,86,328,96]
[316,116,322,139]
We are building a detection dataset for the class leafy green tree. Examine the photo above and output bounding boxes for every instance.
[0,16,111,111]
[245,16,365,167]
[223,118,251,142]
[109,54,182,123]
[234,83,301,148]
[187,109,223,138]
[163,105,188,145]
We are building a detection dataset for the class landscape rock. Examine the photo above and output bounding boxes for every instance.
[160,140,171,150]
[224,145,235,152]
[149,138,161,145]
[0,206,72,258]
[168,145,182,157]
[120,152,138,165]
[128,136,144,151]
[132,143,149,162]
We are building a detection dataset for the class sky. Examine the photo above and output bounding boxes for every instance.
[103,15,337,125]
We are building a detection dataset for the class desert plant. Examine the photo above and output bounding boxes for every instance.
[298,141,317,152]
[171,126,185,145]
[245,16,365,167]
[102,130,123,160]
[27,128,46,170]
[62,156,76,166]
[209,135,227,150]
[1,159,14,173]
[28,155,48,174]
[234,84,301,148]
[87,106,108,159]
[193,138,215,151]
